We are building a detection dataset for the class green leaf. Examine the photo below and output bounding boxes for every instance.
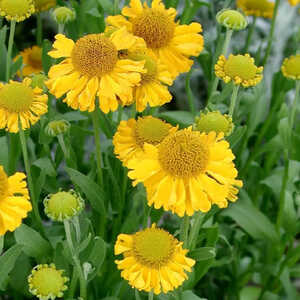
[65,167,107,217]
[63,111,88,121]
[0,244,23,290]
[278,117,290,149]
[159,111,194,127]
[189,247,216,261]
[33,157,56,177]
[283,191,297,235]
[42,39,53,74]
[10,56,22,78]
[182,290,207,300]
[14,224,52,259]
[0,136,9,171]
[0,26,7,81]
[227,125,247,148]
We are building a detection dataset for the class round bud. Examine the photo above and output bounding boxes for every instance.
[216,9,248,31]
[52,6,75,24]
[45,119,71,137]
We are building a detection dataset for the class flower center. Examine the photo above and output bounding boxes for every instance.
[243,0,273,11]
[132,227,176,268]
[28,47,42,69]
[33,0,56,12]
[158,130,210,178]
[224,55,257,80]
[0,0,33,17]
[0,82,34,113]
[71,34,118,78]
[135,117,170,147]
[284,55,300,77]
[132,9,175,49]
[0,166,8,201]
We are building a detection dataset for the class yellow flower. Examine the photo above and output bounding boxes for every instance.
[33,0,56,13]
[288,0,300,5]
[106,0,204,78]
[0,0,35,22]
[46,29,146,113]
[14,46,43,76]
[28,264,69,300]
[236,0,274,18]
[113,116,177,166]
[115,224,195,294]
[128,128,242,217]
[281,54,300,80]
[0,165,32,236]
[215,54,263,87]
[0,78,48,133]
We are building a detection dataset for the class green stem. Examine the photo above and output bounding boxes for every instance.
[64,220,87,300]
[0,235,4,254]
[36,14,42,46]
[262,0,280,66]
[58,24,64,34]
[73,215,81,244]
[185,69,196,115]
[148,291,154,300]
[114,0,119,15]
[6,20,16,81]
[289,81,300,132]
[131,104,136,118]
[117,106,123,124]
[228,85,240,117]
[19,125,44,233]
[180,215,190,248]
[68,268,78,299]
[91,109,104,186]
[244,16,257,53]
[188,212,205,250]
[57,134,70,161]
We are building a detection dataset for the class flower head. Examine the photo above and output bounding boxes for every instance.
[288,0,300,5]
[128,128,242,217]
[216,9,248,31]
[44,190,84,221]
[33,0,56,12]
[194,111,234,136]
[0,165,32,236]
[28,264,69,300]
[14,46,43,76]
[52,6,76,24]
[236,0,274,18]
[46,29,146,113]
[115,224,195,294]
[106,0,204,78]
[0,0,35,22]
[0,78,48,133]
[45,119,70,137]
[113,116,177,166]
[281,54,300,80]
[215,54,263,87]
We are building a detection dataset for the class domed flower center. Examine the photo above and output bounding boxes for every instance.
[158,130,210,177]
[28,47,42,69]
[0,167,8,201]
[71,34,118,78]
[132,227,176,268]
[135,117,170,147]
[244,0,273,11]
[284,55,300,77]
[0,0,33,17]
[0,83,34,113]
[132,9,175,49]
[224,55,257,80]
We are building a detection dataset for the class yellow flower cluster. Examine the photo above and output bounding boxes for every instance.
[281,54,300,80]
[236,0,274,18]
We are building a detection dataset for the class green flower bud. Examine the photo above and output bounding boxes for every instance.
[216,9,248,31]
[45,119,71,137]
[194,111,234,136]
[52,6,75,24]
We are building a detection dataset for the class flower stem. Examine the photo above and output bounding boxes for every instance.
[244,16,257,53]
[262,0,280,66]
[19,125,44,233]
[289,81,300,132]
[0,235,4,254]
[114,0,119,15]
[57,134,70,161]
[188,212,205,250]
[36,14,43,46]
[91,109,104,186]
[64,220,87,300]
[148,291,154,300]
[185,68,196,116]
[228,85,240,117]
[58,24,64,34]
[180,215,190,248]
[6,20,16,81]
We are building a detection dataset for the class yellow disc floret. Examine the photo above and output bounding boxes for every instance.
[28,264,69,300]
[236,0,274,18]
[281,54,300,80]
[215,54,263,87]
[0,0,35,22]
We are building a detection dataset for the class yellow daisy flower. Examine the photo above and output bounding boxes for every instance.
[236,0,274,18]
[281,54,300,80]
[115,224,195,294]
[33,0,56,13]
[288,0,300,5]
[215,54,263,87]
[0,0,35,22]
[0,165,32,236]
[113,116,177,166]
[106,0,204,78]
[14,46,43,76]
[46,28,146,113]
[0,78,48,133]
[127,128,242,217]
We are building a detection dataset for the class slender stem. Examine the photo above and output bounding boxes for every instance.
[229,85,240,117]
[221,29,233,57]
[148,291,154,300]
[0,235,4,254]
[185,69,196,115]
[91,109,104,186]
[117,106,123,124]
[19,125,44,232]
[114,0,119,15]
[244,16,257,53]
[6,20,16,81]
[73,215,81,244]
[289,81,300,132]
[57,134,70,160]
[188,212,205,250]
[64,220,87,300]
[180,215,190,248]
[58,24,64,34]
[262,0,280,66]
[68,268,79,299]
[36,14,43,46]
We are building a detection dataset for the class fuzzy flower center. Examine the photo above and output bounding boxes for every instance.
[132,9,175,49]
[0,83,34,113]
[71,34,118,78]
[0,0,33,17]
[0,167,8,201]
[28,47,42,69]
[132,227,176,268]
[224,55,257,80]
[284,55,300,77]
[158,131,210,177]
[135,117,170,147]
